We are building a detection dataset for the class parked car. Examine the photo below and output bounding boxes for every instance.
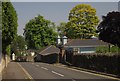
[16,56,26,62]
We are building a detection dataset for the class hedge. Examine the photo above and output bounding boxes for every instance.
[72,53,120,77]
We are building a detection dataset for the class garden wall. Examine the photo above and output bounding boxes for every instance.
[0,55,10,80]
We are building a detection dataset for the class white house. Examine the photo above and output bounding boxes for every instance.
[64,39,109,54]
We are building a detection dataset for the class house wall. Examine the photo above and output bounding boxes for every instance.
[42,53,58,64]
[63,46,96,64]
[34,54,41,62]
[34,53,58,64]
[65,47,96,54]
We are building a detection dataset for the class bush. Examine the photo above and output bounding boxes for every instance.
[96,46,120,53]
[6,45,11,56]
[72,53,120,77]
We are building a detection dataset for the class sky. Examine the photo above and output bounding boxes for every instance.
[12,2,118,36]
[118,1,120,12]
[10,0,120,2]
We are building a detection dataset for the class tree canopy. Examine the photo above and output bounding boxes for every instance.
[0,2,1,31]
[97,11,120,47]
[57,22,67,36]
[24,15,58,49]
[65,4,99,39]
[2,2,18,53]
[11,35,26,56]
[11,35,26,51]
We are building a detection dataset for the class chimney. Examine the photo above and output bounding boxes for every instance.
[62,36,67,45]
[57,35,61,45]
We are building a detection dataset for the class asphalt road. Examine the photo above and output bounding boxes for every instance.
[19,62,119,81]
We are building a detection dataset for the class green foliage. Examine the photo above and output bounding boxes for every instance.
[110,46,120,53]
[96,46,109,53]
[57,22,67,36]
[11,35,26,53]
[0,2,1,53]
[0,1,1,31]
[24,15,58,49]
[74,54,119,75]
[6,45,11,56]
[97,11,120,48]
[66,4,99,39]
[96,45,120,53]
[2,2,18,54]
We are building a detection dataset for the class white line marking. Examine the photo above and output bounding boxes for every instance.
[17,63,33,80]
[52,71,64,77]
[41,67,48,70]
[54,65,120,80]
[36,65,39,67]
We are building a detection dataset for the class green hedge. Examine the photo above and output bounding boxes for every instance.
[6,45,11,56]
[96,46,120,53]
[73,53,120,77]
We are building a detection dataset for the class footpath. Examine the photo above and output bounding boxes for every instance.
[2,62,31,80]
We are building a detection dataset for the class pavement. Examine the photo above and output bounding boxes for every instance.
[2,62,120,81]
[2,62,30,80]
[0,68,1,81]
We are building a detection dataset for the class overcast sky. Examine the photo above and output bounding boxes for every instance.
[12,2,118,36]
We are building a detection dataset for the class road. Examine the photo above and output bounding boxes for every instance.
[19,62,119,81]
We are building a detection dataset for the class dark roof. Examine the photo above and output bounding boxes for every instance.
[37,45,60,56]
[64,39,109,47]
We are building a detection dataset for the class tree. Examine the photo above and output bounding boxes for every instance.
[97,11,120,47]
[11,35,26,56]
[11,35,26,51]
[2,2,18,54]
[66,4,99,39]
[57,22,67,36]
[0,2,2,53]
[24,15,58,49]
[0,1,2,31]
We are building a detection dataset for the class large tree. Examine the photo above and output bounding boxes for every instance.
[2,2,18,54]
[24,15,57,49]
[97,11,120,47]
[66,4,99,39]
[11,35,26,56]
[0,2,1,31]
[11,35,26,51]
[57,22,67,36]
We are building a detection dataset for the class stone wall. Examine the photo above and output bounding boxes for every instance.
[0,55,10,80]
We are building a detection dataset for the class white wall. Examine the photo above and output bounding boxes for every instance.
[79,47,96,53]
[66,46,96,54]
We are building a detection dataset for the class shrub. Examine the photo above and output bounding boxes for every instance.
[73,53,120,77]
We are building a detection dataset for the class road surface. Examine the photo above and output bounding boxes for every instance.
[19,62,119,81]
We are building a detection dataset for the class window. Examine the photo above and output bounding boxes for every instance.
[80,47,95,53]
